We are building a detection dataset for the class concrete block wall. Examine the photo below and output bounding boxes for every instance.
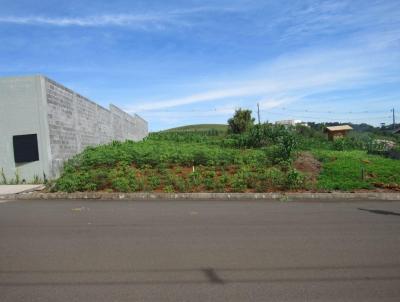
[44,78,148,178]
[0,75,148,181]
[132,114,148,141]
[46,79,78,174]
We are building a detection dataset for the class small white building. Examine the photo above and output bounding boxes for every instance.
[0,75,148,182]
[275,120,308,127]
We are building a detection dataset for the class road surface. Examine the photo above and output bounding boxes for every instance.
[1,199,400,301]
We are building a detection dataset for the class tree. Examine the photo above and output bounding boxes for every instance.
[227,109,255,134]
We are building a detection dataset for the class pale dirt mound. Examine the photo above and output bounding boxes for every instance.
[294,152,322,184]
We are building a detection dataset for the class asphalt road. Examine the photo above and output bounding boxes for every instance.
[1,199,400,302]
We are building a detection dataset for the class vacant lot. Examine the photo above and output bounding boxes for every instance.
[53,122,400,193]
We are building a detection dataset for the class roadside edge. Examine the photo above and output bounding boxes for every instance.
[1,192,400,201]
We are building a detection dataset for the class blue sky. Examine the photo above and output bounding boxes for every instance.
[0,0,399,131]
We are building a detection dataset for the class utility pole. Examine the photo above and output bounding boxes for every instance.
[391,108,396,129]
[257,103,261,125]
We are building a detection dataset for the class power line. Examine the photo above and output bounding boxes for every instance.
[142,106,397,125]
[265,107,390,114]
[263,110,392,121]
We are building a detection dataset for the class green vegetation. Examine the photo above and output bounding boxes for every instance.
[164,124,228,132]
[314,150,400,191]
[228,109,255,134]
[54,110,400,193]
[54,137,305,193]
[0,167,43,185]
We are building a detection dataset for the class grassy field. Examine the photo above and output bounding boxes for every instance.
[314,150,400,191]
[52,123,400,193]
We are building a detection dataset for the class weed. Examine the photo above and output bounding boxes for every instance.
[164,185,175,193]
[1,168,7,184]
[147,175,161,190]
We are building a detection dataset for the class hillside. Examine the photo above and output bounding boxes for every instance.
[164,124,228,132]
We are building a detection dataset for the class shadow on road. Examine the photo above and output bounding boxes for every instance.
[2,264,400,287]
[358,208,400,216]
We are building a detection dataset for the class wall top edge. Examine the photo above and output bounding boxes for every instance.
[0,74,43,82]
[44,76,145,123]
[0,74,147,124]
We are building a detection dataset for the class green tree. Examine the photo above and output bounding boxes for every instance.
[228,109,255,134]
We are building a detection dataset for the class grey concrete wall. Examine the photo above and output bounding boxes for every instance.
[46,78,78,176]
[0,76,51,182]
[45,78,148,178]
[110,105,148,141]
[1,75,148,181]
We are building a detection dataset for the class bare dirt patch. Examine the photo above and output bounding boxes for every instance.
[294,152,322,185]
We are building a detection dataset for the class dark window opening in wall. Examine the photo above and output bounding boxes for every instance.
[13,134,39,163]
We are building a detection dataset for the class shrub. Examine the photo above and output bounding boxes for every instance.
[173,177,187,192]
[193,150,208,165]
[90,169,109,190]
[228,108,255,134]
[203,177,215,190]
[332,138,346,151]
[108,165,138,192]
[285,169,306,190]
[264,167,286,190]
[56,171,94,192]
[147,175,161,190]
[188,171,202,187]
[111,178,130,192]
[164,185,174,193]
[231,171,247,192]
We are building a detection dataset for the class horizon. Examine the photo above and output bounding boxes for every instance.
[1,0,399,131]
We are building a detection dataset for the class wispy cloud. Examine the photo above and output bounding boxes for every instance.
[127,34,398,116]
[0,6,238,28]
[0,13,192,29]
[0,14,168,27]
[276,0,400,42]
[130,52,370,111]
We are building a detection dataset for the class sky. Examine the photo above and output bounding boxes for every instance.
[0,0,399,131]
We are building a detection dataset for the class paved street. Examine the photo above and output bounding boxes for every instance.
[1,199,400,301]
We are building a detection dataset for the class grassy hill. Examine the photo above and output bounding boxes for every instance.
[164,124,228,132]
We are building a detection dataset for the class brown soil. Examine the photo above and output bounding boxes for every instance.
[294,152,322,184]
[372,182,400,191]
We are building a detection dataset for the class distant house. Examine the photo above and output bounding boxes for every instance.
[325,125,353,141]
[275,120,308,127]
[373,139,396,151]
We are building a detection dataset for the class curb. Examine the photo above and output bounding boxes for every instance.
[0,185,46,196]
[17,185,46,194]
[1,192,400,201]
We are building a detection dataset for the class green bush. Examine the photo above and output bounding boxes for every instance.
[285,169,305,190]
[147,175,161,190]
[228,108,255,134]
[188,171,202,187]
[56,171,95,192]
[164,185,174,193]
[111,177,131,192]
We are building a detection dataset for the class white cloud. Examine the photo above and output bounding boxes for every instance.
[276,0,400,42]
[126,32,398,116]
[0,14,177,27]
[130,51,370,112]
[0,6,241,28]
[133,85,274,111]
